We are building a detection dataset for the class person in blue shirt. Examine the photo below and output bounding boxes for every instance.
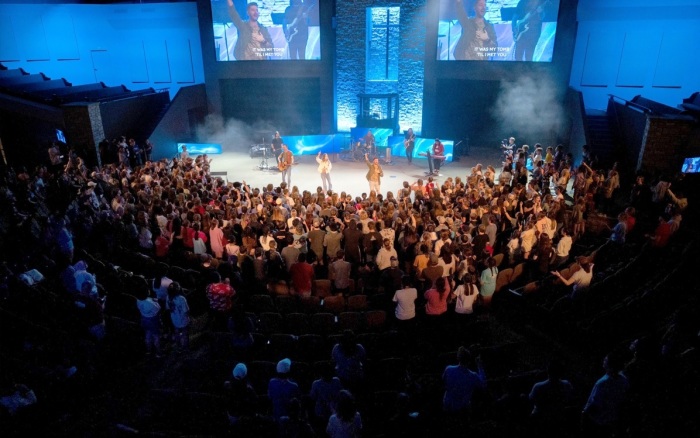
[442,346,486,414]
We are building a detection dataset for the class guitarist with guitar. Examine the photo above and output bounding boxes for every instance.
[404,128,416,164]
[284,0,314,60]
[512,0,548,61]
[278,144,295,186]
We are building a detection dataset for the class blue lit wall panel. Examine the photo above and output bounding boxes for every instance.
[571,2,700,110]
[0,3,204,99]
[170,39,195,84]
[178,143,222,155]
[129,41,150,83]
[43,13,79,60]
[0,16,20,62]
[14,15,51,61]
[580,31,624,87]
[145,40,171,84]
[653,32,686,88]
[616,32,657,88]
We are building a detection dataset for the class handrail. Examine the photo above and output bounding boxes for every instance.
[608,94,652,114]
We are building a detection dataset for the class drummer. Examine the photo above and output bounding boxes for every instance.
[271,131,283,153]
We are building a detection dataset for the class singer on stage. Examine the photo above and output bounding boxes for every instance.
[432,138,445,173]
[316,151,332,193]
[404,128,416,164]
[278,144,294,186]
[226,0,273,60]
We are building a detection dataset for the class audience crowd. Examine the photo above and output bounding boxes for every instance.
[0,137,698,437]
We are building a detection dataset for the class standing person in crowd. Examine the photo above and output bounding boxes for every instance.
[209,218,225,259]
[581,352,630,438]
[364,153,383,195]
[167,282,190,352]
[479,256,498,308]
[553,227,572,267]
[552,259,594,300]
[393,275,418,329]
[279,144,295,186]
[290,252,315,297]
[309,361,343,432]
[425,276,450,318]
[135,286,162,357]
[226,0,273,60]
[331,330,366,394]
[206,275,236,330]
[327,390,362,438]
[442,346,486,415]
[316,151,333,194]
[268,358,302,421]
[329,250,352,295]
[529,359,575,436]
[452,274,479,317]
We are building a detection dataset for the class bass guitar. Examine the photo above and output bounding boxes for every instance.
[512,0,550,42]
[285,1,316,44]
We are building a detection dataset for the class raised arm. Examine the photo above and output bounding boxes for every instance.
[227,0,246,29]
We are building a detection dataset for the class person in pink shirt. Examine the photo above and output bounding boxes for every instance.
[425,277,450,316]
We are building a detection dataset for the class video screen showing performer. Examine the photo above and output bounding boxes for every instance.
[437,0,560,62]
[213,0,320,61]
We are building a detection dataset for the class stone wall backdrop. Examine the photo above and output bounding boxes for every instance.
[336,0,426,134]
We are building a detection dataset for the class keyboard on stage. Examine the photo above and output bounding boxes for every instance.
[419,152,446,160]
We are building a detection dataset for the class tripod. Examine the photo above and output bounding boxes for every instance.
[259,146,270,170]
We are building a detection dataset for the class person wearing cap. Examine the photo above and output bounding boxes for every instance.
[268,358,301,420]
[376,238,398,271]
[225,362,258,425]
[380,255,404,294]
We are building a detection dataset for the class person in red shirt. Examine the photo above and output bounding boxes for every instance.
[206,276,236,330]
[154,228,170,260]
[648,214,672,248]
[432,138,445,173]
[290,252,315,297]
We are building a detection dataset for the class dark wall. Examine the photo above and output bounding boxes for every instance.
[99,92,171,143]
[220,78,321,136]
[150,84,208,161]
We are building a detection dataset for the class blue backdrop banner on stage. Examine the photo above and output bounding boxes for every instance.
[177,143,223,155]
[388,136,453,162]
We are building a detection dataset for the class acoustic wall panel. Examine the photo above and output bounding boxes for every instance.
[0,16,20,62]
[13,15,50,61]
[129,41,149,83]
[616,32,657,88]
[653,32,685,88]
[168,39,195,84]
[43,14,80,60]
[144,40,171,83]
[580,31,624,87]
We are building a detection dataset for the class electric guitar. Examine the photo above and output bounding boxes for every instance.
[512,0,550,42]
[404,135,415,149]
[285,1,316,43]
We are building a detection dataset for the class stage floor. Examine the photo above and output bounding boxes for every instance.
[209,145,503,196]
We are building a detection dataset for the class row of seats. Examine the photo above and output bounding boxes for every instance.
[248,293,370,314]
[246,310,388,336]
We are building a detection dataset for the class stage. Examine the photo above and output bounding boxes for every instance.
[208,144,503,195]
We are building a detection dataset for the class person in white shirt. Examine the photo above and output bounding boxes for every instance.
[452,275,479,315]
[316,152,333,193]
[375,238,398,271]
[553,228,572,267]
[393,276,417,322]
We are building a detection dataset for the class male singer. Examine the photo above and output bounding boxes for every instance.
[278,144,294,186]
[226,0,273,60]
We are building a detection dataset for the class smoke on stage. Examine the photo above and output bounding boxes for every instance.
[195,114,277,152]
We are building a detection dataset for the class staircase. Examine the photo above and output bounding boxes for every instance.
[585,109,617,166]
